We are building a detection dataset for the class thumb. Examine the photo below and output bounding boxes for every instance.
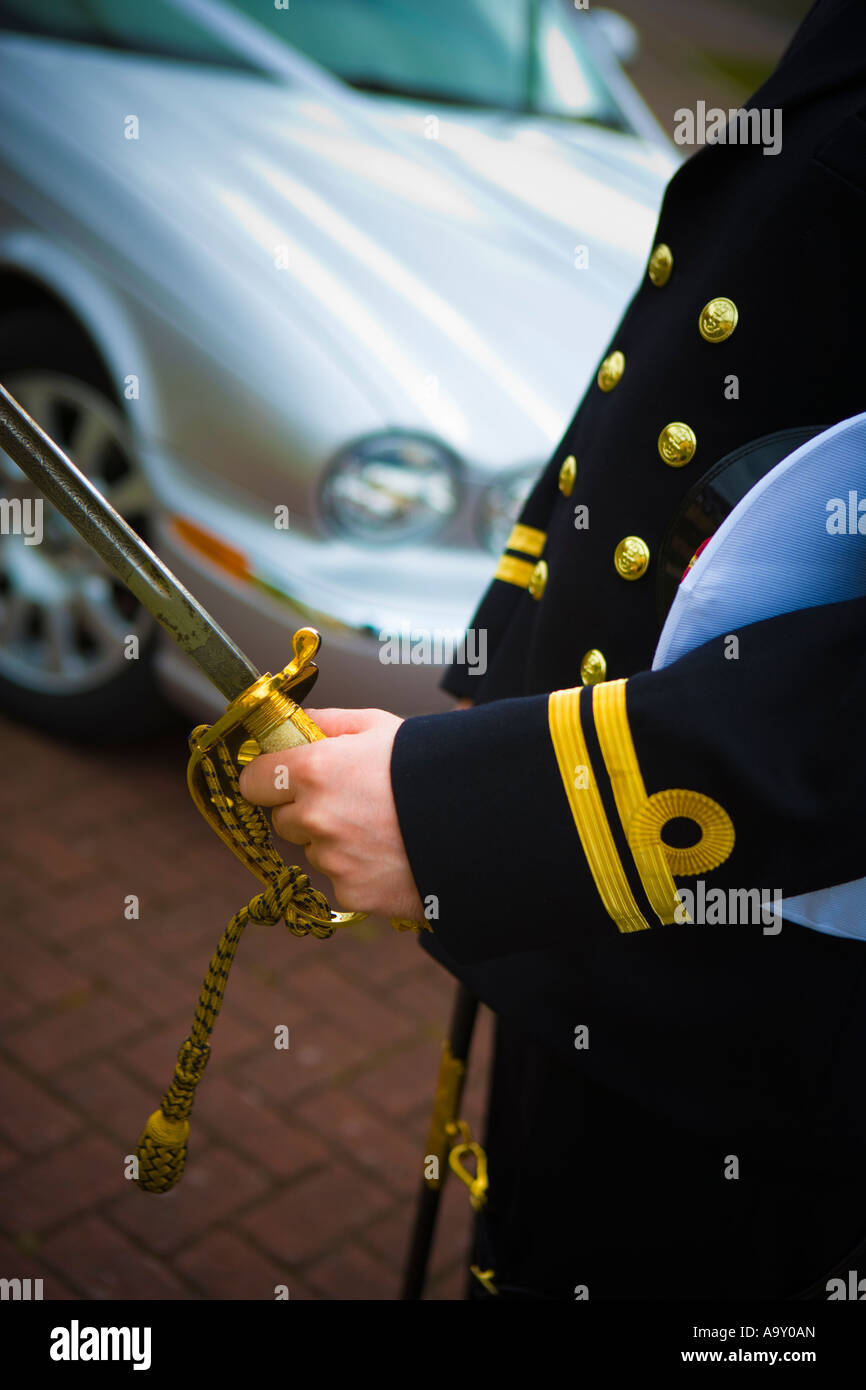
[303,707,386,737]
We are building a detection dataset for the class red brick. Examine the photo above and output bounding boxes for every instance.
[220,964,314,1034]
[359,1208,413,1269]
[429,1179,475,1273]
[175,1228,297,1301]
[108,1144,269,1254]
[467,1006,495,1072]
[0,1134,124,1234]
[336,918,427,986]
[240,1163,392,1264]
[40,1216,193,1300]
[193,1075,328,1179]
[33,878,135,944]
[0,981,38,1032]
[361,1180,472,1278]
[0,931,90,1006]
[353,1038,441,1118]
[0,1142,19,1179]
[462,1075,492,1137]
[127,825,230,899]
[51,1058,164,1150]
[304,1241,399,1301]
[388,967,454,1028]
[296,1090,420,1195]
[3,993,138,1073]
[122,1010,260,1092]
[237,1019,369,1103]
[0,1059,80,1155]
[0,1233,77,1300]
[70,931,205,1019]
[135,894,252,959]
[133,855,211,901]
[145,923,231,972]
[228,916,327,981]
[427,1261,469,1300]
[290,961,415,1048]
[3,827,97,886]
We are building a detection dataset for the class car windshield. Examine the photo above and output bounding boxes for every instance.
[0,0,627,130]
[235,0,624,125]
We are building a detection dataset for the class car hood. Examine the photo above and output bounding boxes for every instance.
[0,36,675,466]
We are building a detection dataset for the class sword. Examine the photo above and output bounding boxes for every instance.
[0,378,429,1191]
[0,379,296,709]
[0,377,361,877]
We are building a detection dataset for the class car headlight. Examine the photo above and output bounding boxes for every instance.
[478,463,541,555]
[321,432,461,544]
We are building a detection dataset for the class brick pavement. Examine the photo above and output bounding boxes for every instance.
[0,714,493,1301]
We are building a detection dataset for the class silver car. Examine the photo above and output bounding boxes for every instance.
[0,0,676,738]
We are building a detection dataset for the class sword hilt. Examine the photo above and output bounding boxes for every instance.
[187,626,426,934]
[240,665,429,935]
[186,626,365,928]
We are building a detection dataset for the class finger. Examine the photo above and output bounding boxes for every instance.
[304,707,385,737]
[238,748,302,806]
[271,802,314,846]
[301,838,330,877]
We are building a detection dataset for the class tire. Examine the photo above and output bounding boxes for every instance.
[0,307,173,742]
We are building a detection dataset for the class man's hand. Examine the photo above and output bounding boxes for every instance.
[237,708,424,921]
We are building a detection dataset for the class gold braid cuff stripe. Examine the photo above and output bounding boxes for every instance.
[494,554,536,588]
[592,679,681,925]
[493,525,547,590]
[549,679,737,933]
[548,687,650,933]
[505,523,546,557]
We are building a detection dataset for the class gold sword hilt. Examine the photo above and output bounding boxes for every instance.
[187,625,426,933]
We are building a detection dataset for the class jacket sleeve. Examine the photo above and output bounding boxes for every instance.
[392,595,866,963]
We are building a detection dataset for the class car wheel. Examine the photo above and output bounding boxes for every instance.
[0,308,172,741]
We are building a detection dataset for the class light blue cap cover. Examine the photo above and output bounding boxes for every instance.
[653,411,866,940]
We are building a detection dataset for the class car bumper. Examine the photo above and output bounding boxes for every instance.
[153,513,489,722]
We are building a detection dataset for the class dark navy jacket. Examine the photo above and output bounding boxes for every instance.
[390,0,866,1298]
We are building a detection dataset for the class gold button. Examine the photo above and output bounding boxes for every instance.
[648,243,673,286]
[657,421,697,468]
[597,350,625,392]
[698,297,738,342]
[580,649,607,685]
[558,454,576,496]
[528,559,547,600]
[614,536,650,580]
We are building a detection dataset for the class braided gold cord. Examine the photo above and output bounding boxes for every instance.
[135,737,337,1194]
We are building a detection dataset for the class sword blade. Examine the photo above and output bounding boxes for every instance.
[0,381,259,701]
